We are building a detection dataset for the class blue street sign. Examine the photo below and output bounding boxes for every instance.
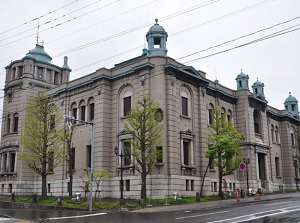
[240,163,246,170]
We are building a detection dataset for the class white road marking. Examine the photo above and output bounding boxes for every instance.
[265,201,293,206]
[42,212,107,220]
[207,206,300,223]
[176,211,228,220]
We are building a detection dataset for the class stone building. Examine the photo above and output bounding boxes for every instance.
[1,20,299,198]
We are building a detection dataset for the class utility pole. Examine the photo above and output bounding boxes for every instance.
[66,116,95,212]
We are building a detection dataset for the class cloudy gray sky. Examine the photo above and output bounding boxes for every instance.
[1,0,300,110]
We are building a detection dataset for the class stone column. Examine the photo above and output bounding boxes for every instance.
[190,140,194,166]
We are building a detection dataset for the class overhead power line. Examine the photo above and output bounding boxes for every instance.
[0,0,118,44]
[0,0,79,36]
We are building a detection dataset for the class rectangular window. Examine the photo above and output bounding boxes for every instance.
[72,108,77,124]
[87,145,91,168]
[209,156,214,169]
[10,153,15,173]
[48,184,51,193]
[13,116,18,132]
[126,180,130,191]
[209,109,213,125]
[72,108,77,119]
[3,154,7,172]
[54,72,59,84]
[123,142,131,166]
[275,157,280,177]
[213,182,217,192]
[181,97,188,116]
[183,141,189,165]
[186,180,189,191]
[37,67,43,79]
[291,133,295,146]
[123,96,131,116]
[7,115,11,133]
[8,184,12,193]
[18,66,23,78]
[191,180,194,191]
[89,103,94,121]
[81,106,86,121]
[156,146,163,163]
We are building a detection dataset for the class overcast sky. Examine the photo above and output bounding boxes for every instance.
[1,0,300,110]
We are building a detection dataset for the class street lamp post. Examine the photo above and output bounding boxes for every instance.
[114,147,128,201]
[244,158,250,195]
[66,116,95,212]
[293,157,299,190]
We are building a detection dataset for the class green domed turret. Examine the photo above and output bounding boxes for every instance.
[24,44,52,63]
[284,92,299,115]
[146,19,168,56]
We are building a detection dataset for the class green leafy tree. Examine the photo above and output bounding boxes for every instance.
[63,121,76,196]
[124,93,163,199]
[206,107,244,199]
[93,168,111,199]
[19,92,65,198]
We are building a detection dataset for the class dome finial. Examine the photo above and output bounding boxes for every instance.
[289,92,291,95]
[155,18,158,24]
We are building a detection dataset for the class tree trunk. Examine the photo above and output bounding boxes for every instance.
[69,173,73,196]
[141,172,147,199]
[218,154,224,199]
[41,174,47,198]
[200,159,212,197]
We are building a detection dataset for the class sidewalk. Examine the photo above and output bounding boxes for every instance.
[133,192,300,213]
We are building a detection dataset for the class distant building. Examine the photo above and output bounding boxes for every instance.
[1,20,299,198]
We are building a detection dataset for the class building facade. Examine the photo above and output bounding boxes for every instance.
[1,21,300,198]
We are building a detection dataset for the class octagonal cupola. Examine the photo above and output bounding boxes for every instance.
[252,78,265,98]
[284,92,299,116]
[146,19,168,56]
[236,69,249,90]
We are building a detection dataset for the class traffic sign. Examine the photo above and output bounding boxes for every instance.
[239,163,246,170]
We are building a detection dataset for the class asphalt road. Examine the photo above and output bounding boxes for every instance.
[1,194,300,222]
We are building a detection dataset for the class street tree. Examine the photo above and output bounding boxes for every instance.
[19,92,65,198]
[124,93,163,199]
[206,107,244,199]
[93,168,111,200]
[63,120,76,196]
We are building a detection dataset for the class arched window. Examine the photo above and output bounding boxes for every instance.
[291,127,295,146]
[88,98,95,121]
[271,124,274,142]
[122,89,133,117]
[70,102,78,123]
[13,113,19,132]
[253,109,262,135]
[79,100,86,121]
[275,126,280,143]
[221,107,226,120]
[180,87,192,117]
[227,109,233,122]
